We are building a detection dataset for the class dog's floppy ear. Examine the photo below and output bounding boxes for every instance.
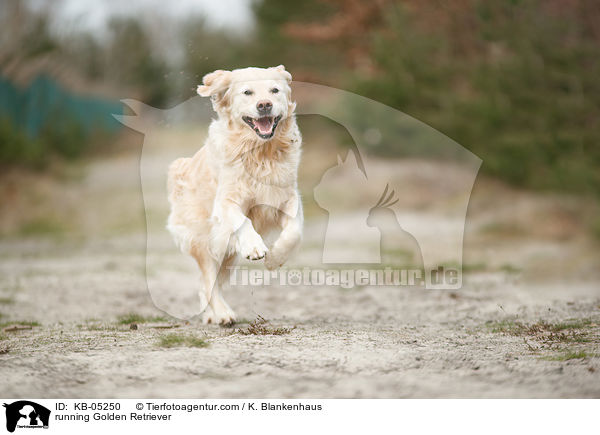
[271,65,292,83]
[197,69,232,98]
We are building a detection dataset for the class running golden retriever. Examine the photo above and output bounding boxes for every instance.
[166,66,302,325]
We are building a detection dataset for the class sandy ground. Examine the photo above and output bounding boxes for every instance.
[0,127,599,398]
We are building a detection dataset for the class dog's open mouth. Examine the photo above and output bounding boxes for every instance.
[242,115,282,139]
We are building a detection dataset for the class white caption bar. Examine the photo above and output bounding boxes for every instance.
[1,399,596,435]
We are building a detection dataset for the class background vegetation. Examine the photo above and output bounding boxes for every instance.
[1,0,599,196]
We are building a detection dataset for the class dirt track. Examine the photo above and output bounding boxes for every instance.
[1,128,599,398]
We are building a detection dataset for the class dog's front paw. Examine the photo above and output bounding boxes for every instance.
[264,251,285,270]
[238,232,268,261]
[202,307,237,327]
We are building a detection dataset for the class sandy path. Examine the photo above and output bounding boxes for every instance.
[0,128,599,398]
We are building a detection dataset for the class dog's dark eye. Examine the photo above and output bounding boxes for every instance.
[243,90,253,96]
[271,88,279,94]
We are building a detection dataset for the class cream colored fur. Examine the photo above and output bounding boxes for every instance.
[166,66,303,325]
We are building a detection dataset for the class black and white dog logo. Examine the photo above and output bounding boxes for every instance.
[3,401,50,432]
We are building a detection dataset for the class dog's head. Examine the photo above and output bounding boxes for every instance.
[197,65,295,140]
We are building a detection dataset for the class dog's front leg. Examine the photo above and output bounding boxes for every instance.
[210,197,268,261]
[265,192,303,270]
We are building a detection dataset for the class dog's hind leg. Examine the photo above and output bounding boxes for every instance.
[192,245,237,325]
[215,254,237,321]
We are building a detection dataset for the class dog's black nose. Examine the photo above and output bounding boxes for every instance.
[256,100,272,114]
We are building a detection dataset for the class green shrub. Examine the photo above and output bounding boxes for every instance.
[350,1,600,195]
[0,117,47,168]
[0,114,105,169]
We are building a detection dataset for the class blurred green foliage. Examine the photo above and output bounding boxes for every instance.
[177,0,600,194]
[0,117,45,168]
[179,17,253,95]
[2,0,598,196]
[351,2,599,194]
[104,18,171,107]
[0,74,122,168]
[0,112,88,169]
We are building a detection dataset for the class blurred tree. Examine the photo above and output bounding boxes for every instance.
[0,0,59,63]
[0,3,125,168]
[249,0,600,194]
[2,0,599,194]
[105,17,170,106]
[64,33,105,81]
[179,16,255,99]
[250,0,346,82]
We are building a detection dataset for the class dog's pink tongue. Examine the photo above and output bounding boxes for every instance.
[255,117,273,134]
